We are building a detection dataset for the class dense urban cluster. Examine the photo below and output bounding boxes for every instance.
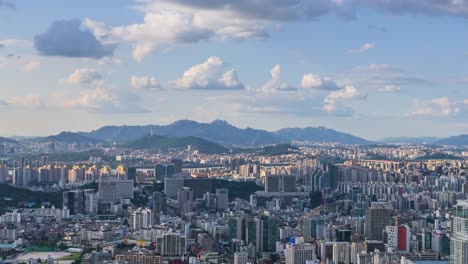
[0,141,466,264]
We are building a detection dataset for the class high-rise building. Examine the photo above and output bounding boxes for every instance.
[156,233,186,256]
[164,177,184,198]
[451,200,468,264]
[63,190,85,215]
[152,191,167,223]
[303,217,324,240]
[365,202,392,241]
[256,214,279,252]
[170,158,183,173]
[98,179,134,202]
[177,187,194,216]
[132,207,153,230]
[266,175,296,192]
[155,164,175,181]
[285,243,316,264]
[332,242,351,264]
[216,188,229,210]
[126,167,136,183]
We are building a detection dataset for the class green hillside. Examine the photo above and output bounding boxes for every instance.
[0,184,62,213]
[123,135,229,154]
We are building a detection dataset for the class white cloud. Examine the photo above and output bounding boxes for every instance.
[61,84,148,114]
[83,0,353,61]
[131,75,160,90]
[261,65,287,94]
[407,97,460,117]
[348,42,375,54]
[66,68,102,85]
[464,99,468,105]
[378,85,401,93]
[324,86,367,112]
[301,73,341,90]
[170,57,244,90]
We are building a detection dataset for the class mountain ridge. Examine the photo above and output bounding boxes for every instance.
[123,135,229,154]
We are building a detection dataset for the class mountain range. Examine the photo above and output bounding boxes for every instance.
[77,119,369,146]
[2,120,466,147]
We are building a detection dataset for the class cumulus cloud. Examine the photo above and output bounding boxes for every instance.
[301,73,341,90]
[378,85,401,93]
[407,97,460,117]
[348,42,375,54]
[34,19,116,58]
[82,1,468,61]
[66,68,102,85]
[84,0,355,61]
[62,84,149,114]
[171,57,245,90]
[261,65,294,94]
[131,75,160,90]
[324,86,367,112]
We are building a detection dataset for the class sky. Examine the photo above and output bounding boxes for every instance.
[0,0,467,140]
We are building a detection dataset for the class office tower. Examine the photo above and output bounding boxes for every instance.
[266,175,296,192]
[336,229,352,242]
[177,187,194,216]
[326,163,339,190]
[170,158,183,173]
[256,214,279,252]
[152,191,167,223]
[303,217,324,240]
[216,188,229,210]
[266,175,280,192]
[155,164,175,181]
[229,216,246,240]
[132,207,153,230]
[0,164,8,182]
[451,200,468,264]
[245,218,257,247]
[332,242,351,264]
[156,233,186,256]
[365,202,392,241]
[98,179,134,202]
[285,243,316,264]
[84,190,99,215]
[164,177,184,198]
[63,190,85,215]
[282,175,296,192]
[126,167,136,182]
[234,252,249,264]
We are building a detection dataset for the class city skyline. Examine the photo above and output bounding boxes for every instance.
[1,0,468,139]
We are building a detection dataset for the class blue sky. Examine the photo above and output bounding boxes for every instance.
[0,0,467,139]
